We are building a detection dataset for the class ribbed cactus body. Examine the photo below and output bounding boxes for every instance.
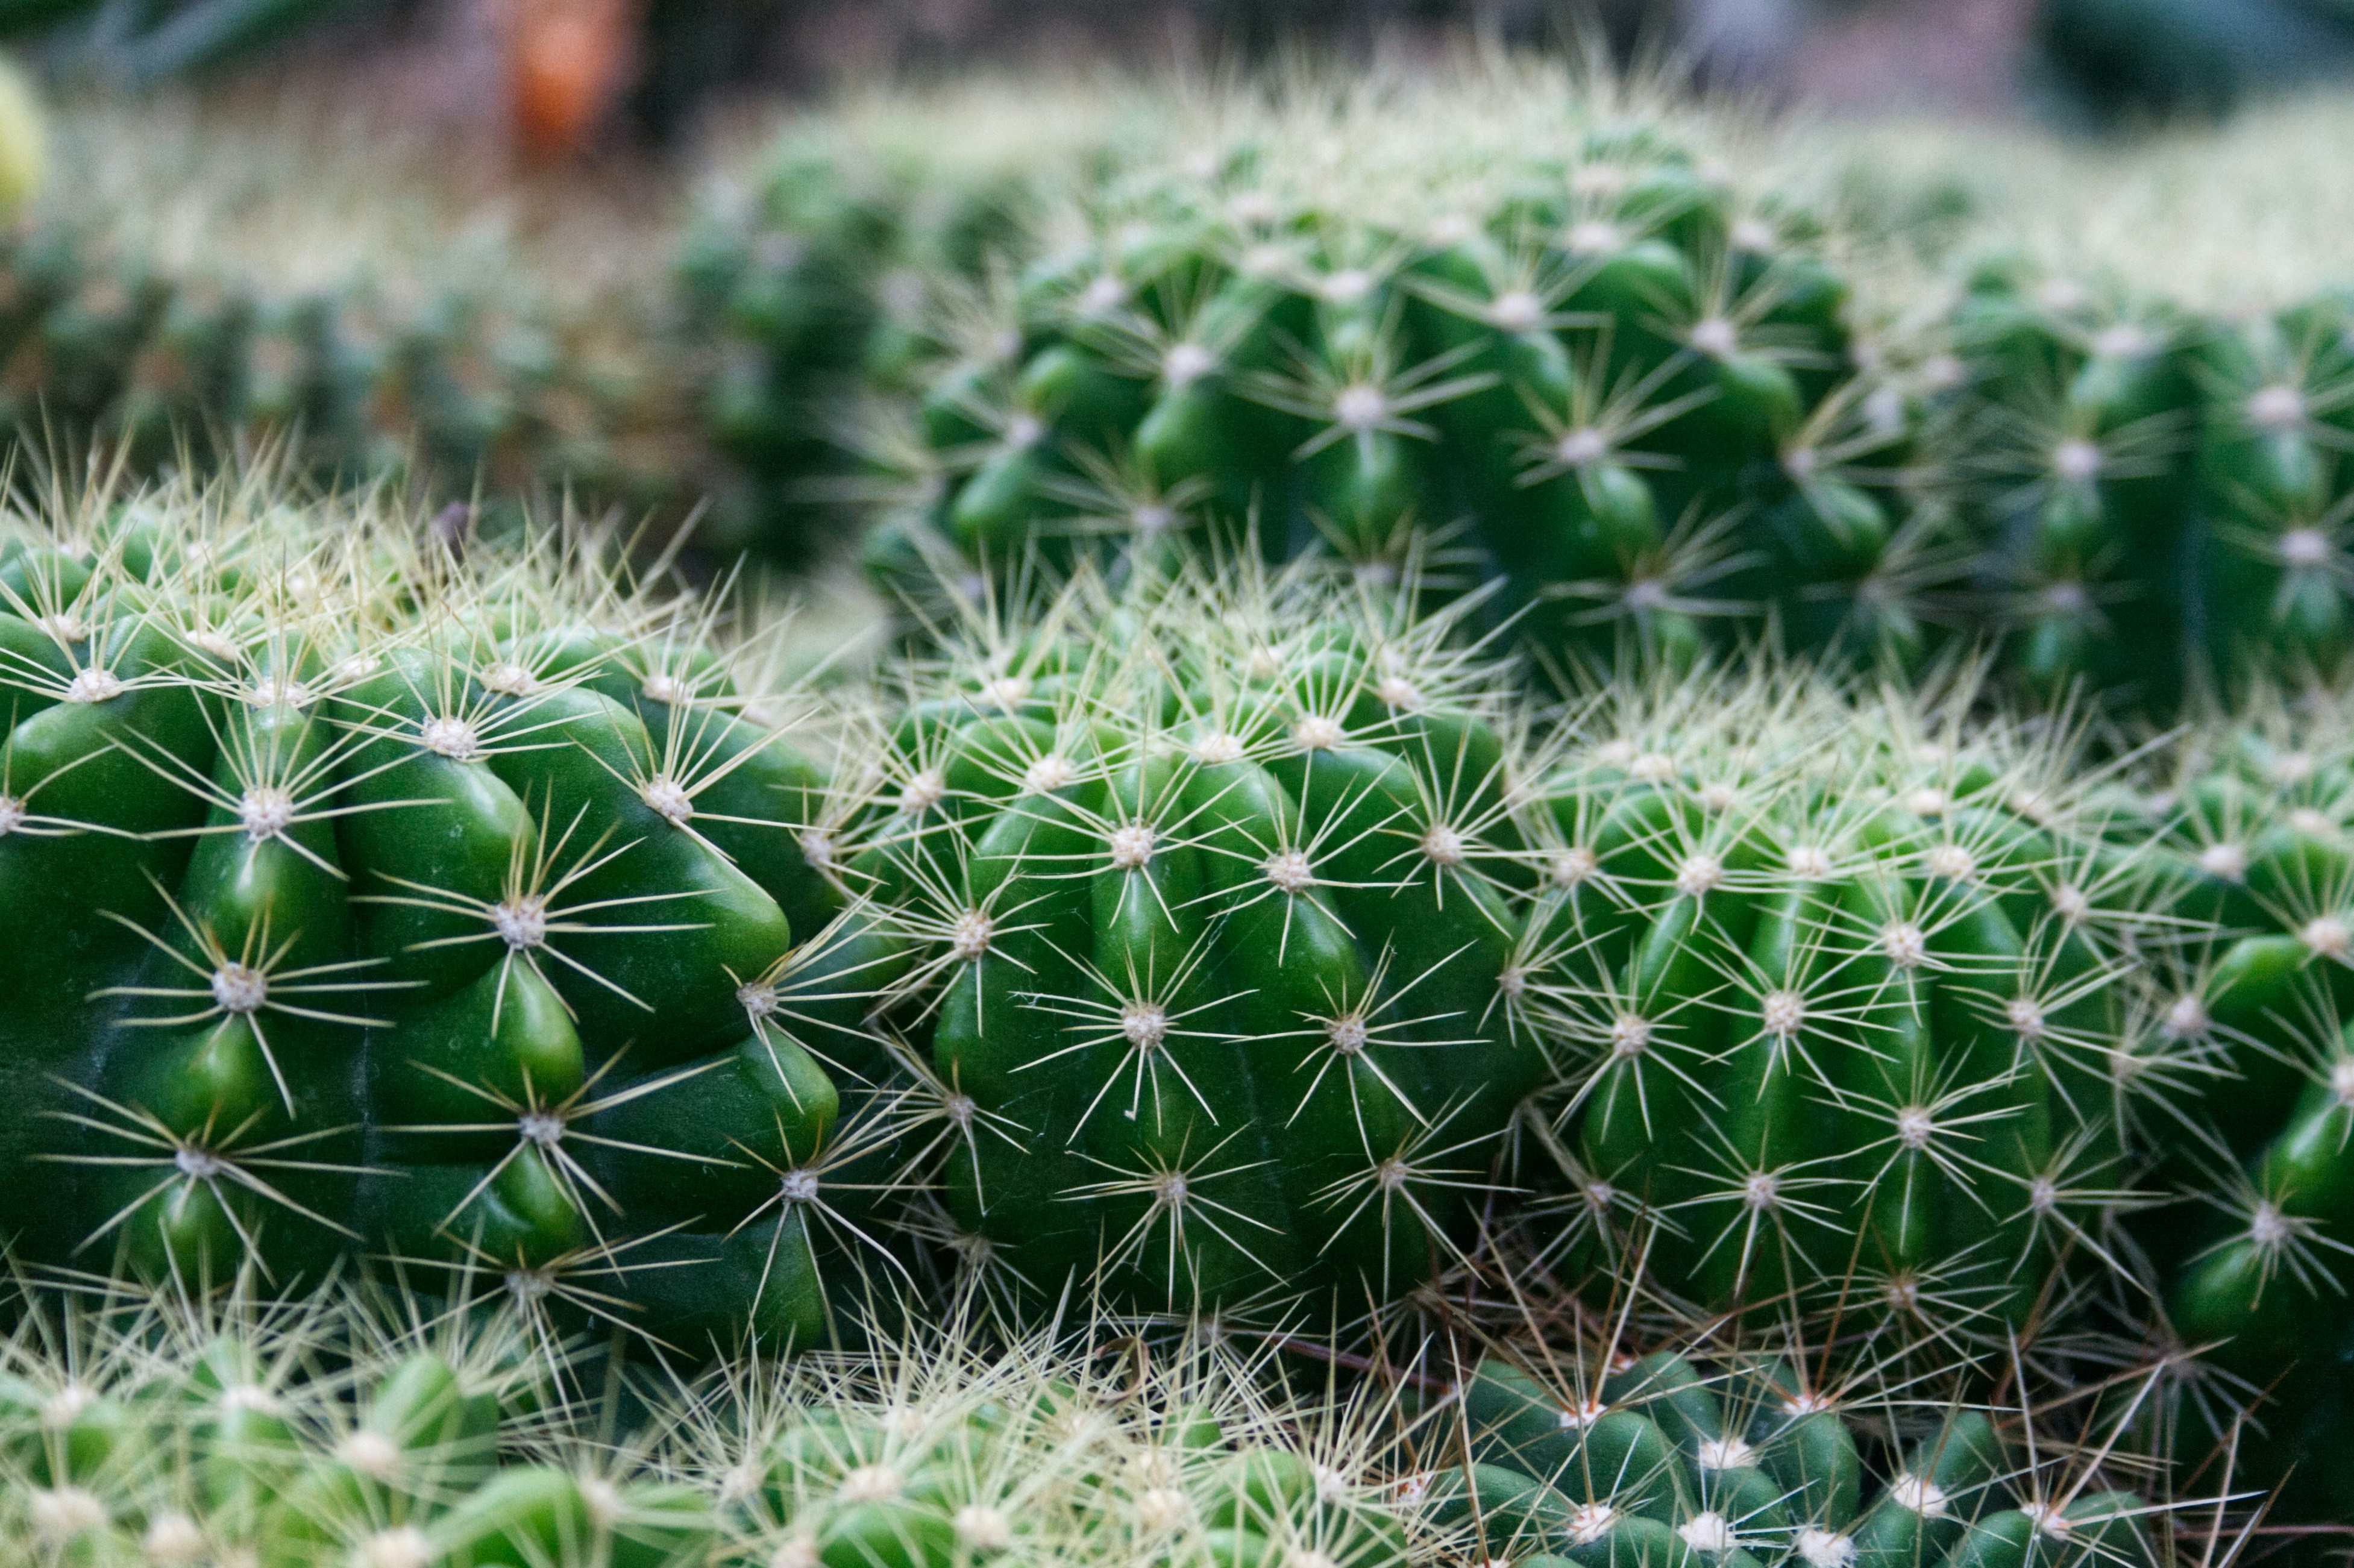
[842,566,1551,1315]
[1433,1353,2157,1568]
[0,488,882,1346]
[1518,679,2145,1333]
[871,121,1950,674]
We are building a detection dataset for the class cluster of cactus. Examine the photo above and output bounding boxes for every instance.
[1421,1340,2173,1568]
[0,479,914,1350]
[0,99,681,527]
[1937,256,2354,706]
[679,101,1116,563]
[859,106,1957,674]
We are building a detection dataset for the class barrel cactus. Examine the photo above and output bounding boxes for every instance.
[2133,697,2354,1522]
[680,92,1119,563]
[1514,668,2154,1337]
[1421,1349,2167,1568]
[673,1316,1434,1568]
[828,557,1554,1318]
[1,1275,716,1568]
[1942,254,2354,707]
[0,478,900,1349]
[865,93,1957,674]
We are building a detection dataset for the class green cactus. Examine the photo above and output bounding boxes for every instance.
[0,1274,718,1568]
[0,477,905,1350]
[2129,697,2354,1522]
[823,557,1554,1318]
[681,96,1117,565]
[672,1316,1437,1568]
[1513,668,2154,1338]
[864,102,1960,676]
[1419,1348,2167,1568]
[1939,255,2354,707]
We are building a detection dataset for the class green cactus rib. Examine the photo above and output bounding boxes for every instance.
[861,114,1958,675]
[1509,671,2151,1338]
[827,560,1555,1317]
[1423,1350,2165,1568]
[1936,257,2354,706]
[0,482,907,1349]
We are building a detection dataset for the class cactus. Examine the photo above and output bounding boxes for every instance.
[1932,253,2354,708]
[670,1313,1438,1568]
[0,1272,720,1568]
[680,92,1118,564]
[1512,666,2156,1339]
[1416,1343,2174,1568]
[825,556,1554,1318]
[2129,696,2354,1523]
[0,475,907,1350]
[859,86,1963,676]
[0,98,682,528]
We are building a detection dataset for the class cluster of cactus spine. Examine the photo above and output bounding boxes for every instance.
[2,1271,1446,1568]
[861,99,1958,674]
[0,476,908,1351]
[1,1276,716,1568]
[667,1313,1442,1568]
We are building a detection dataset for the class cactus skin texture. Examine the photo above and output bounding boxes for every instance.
[1425,1353,2160,1568]
[2132,705,2354,1523]
[1517,673,2147,1338]
[836,562,1551,1317]
[1944,257,2354,707]
[867,116,1952,676]
[0,482,894,1349]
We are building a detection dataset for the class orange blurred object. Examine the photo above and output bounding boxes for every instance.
[508,0,644,159]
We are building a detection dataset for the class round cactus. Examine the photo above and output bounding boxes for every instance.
[828,558,1555,1317]
[1,1275,717,1568]
[864,99,1958,676]
[0,478,899,1349]
[1940,254,2354,707]
[2130,697,2354,1521]
[1419,1347,2167,1568]
[1513,668,2154,1337]
[671,1316,1436,1568]
[681,93,1119,564]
